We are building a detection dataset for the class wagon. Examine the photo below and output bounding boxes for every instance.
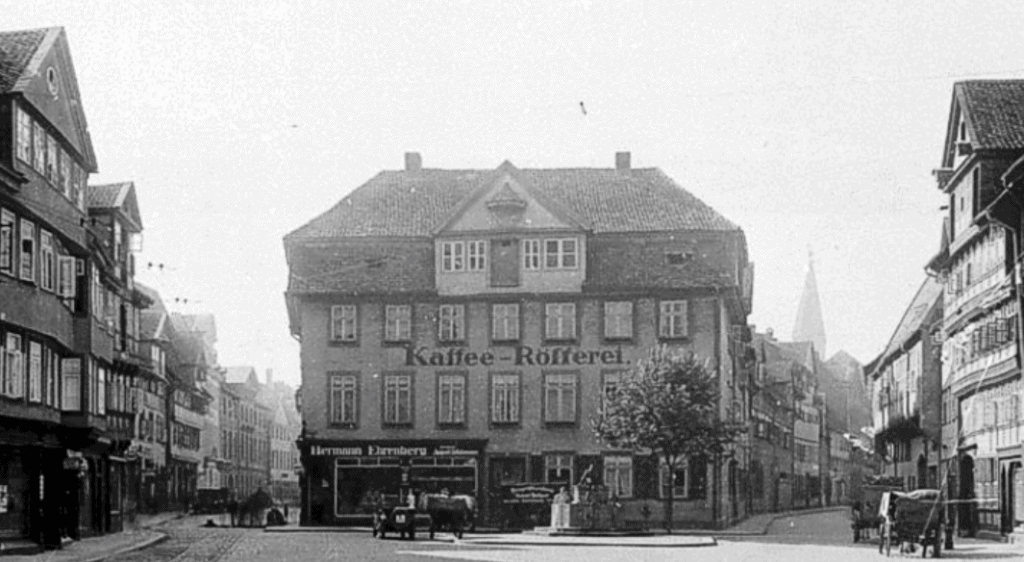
[852,483,904,542]
[372,506,418,540]
[879,489,945,558]
[419,494,475,539]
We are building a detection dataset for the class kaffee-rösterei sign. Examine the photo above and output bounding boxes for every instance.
[404,345,627,367]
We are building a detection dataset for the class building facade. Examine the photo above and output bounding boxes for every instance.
[223,366,271,500]
[134,283,170,513]
[285,153,754,529]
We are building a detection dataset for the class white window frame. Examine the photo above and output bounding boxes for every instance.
[32,122,46,173]
[40,230,55,292]
[523,239,541,270]
[60,150,71,197]
[4,334,24,398]
[659,300,689,338]
[438,304,465,342]
[604,455,633,498]
[659,460,689,499]
[97,365,106,415]
[383,374,412,425]
[28,341,42,403]
[16,107,32,164]
[330,304,358,342]
[46,133,58,184]
[441,241,465,272]
[544,238,578,269]
[544,373,577,423]
[491,303,520,341]
[491,374,520,424]
[0,209,14,275]
[467,240,486,271]
[544,453,573,484]
[329,373,358,425]
[19,218,35,282]
[61,357,80,411]
[384,304,412,342]
[437,374,466,425]
[604,301,633,339]
[545,303,576,340]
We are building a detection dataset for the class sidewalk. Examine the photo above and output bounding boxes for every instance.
[0,511,186,562]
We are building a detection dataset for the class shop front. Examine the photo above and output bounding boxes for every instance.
[301,439,485,525]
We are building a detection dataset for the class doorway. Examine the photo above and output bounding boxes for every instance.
[959,455,976,537]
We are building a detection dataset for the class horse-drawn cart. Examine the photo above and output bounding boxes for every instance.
[879,489,945,558]
[852,481,904,542]
[419,494,475,539]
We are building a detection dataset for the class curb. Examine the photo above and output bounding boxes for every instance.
[79,532,168,562]
[442,536,718,548]
[264,526,374,534]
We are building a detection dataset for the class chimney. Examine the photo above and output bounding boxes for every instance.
[615,151,631,170]
[405,152,422,171]
[265,368,273,385]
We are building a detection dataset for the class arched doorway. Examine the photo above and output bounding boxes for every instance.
[916,455,927,491]
[959,455,976,537]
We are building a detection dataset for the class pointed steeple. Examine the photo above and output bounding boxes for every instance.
[792,249,826,358]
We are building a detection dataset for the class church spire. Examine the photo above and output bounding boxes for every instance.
[793,249,826,358]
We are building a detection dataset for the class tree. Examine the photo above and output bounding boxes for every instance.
[592,346,745,532]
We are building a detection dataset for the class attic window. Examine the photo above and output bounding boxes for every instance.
[666,252,692,265]
[46,67,58,96]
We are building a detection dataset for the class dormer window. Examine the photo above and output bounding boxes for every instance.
[441,240,486,272]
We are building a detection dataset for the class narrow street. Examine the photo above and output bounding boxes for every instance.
[101,510,1022,562]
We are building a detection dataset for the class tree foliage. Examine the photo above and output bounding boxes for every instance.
[591,346,745,530]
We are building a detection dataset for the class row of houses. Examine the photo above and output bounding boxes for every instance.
[868,79,1024,541]
[0,27,299,552]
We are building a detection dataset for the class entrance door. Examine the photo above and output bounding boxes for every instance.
[959,455,976,537]
[490,239,519,287]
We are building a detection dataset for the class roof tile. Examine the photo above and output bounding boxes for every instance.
[958,80,1024,150]
[0,28,47,94]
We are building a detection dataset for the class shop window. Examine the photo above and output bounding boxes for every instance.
[659,300,688,339]
[438,304,465,342]
[523,239,541,270]
[384,305,411,342]
[383,374,412,425]
[545,453,573,484]
[603,301,633,339]
[603,455,633,498]
[544,373,577,423]
[544,303,576,341]
[329,304,358,342]
[491,303,520,342]
[490,373,520,424]
[437,374,466,425]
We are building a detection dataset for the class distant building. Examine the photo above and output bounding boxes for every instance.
[791,254,826,359]
[223,366,271,500]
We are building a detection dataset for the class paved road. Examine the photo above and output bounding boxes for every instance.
[108,510,1022,562]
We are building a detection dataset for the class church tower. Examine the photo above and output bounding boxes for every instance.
[792,251,826,358]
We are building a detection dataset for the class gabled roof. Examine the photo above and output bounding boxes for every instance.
[172,313,217,343]
[285,163,739,241]
[136,282,168,340]
[777,341,815,371]
[87,182,143,231]
[223,366,257,385]
[871,276,943,375]
[955,80,1024,151]
[0,27,49,94]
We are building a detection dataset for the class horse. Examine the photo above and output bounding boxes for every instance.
[418,494,475,539]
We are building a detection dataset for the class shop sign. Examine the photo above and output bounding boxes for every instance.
[309,443,481,457]
[501,483,560,504]
[405,345,626,368]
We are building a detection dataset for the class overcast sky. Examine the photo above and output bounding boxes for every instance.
[6,0,1024,387]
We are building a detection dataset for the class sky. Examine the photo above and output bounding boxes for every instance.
[6,0,1024,388]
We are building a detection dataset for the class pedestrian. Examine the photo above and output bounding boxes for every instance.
[227,496,239,528]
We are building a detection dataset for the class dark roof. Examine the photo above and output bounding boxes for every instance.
[958,80,1024,150]
[286,164,739,240]
[872,277,943,374]
[0,28,48,94]
[86,182,130,208]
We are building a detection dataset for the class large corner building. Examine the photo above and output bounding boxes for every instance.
[284,153,754,529]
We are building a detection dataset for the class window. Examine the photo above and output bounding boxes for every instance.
[19,219,35,282]
[46,348,59,408]
[61,357,80,411]
[687,455,707,499]
[441,241,465,272]
[40,230,54,292]
[545,303,576,340]
[602,371,623,412]
[523,239,541,270]
[3,334,24,398]
[0,210,13,275]
[330,305,357,342]
[46,134,58,184]
[438,304,465,342]
[437,374,466,425]
[383,374,412,425]
[97,365,106,415]
[544,238,578,269]
[60,150,70,197]
[491,374,520,424]
[384,305,412,342]
[467,241,486,271]
[16,107,32,163]
[491,303,520,341]
[659,300,688,338]
[545,454,573,484]
[544,373,577,423]
[329,373,358,425]
[660,461,688,499]
[70,163,82,209]
[32,122,46,173]
[604,301,633,339]
[28,342,41,403]
[604,455,633,498]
